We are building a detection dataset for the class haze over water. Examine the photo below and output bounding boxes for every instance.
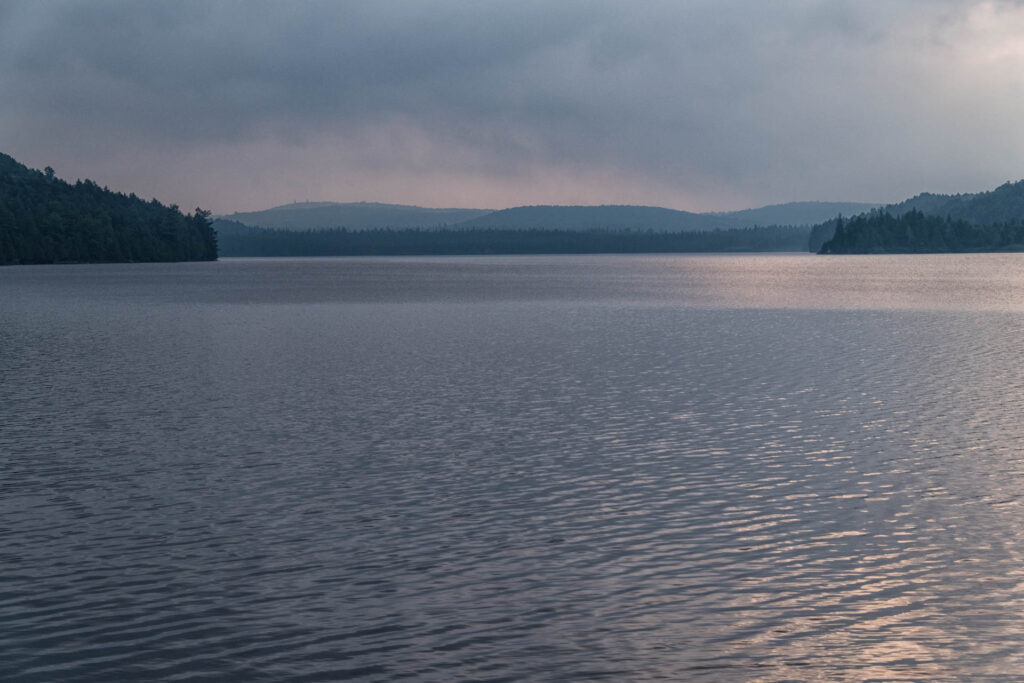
[4,254,1024,681]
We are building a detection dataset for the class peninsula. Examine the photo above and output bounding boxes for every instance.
[0,153,217,265]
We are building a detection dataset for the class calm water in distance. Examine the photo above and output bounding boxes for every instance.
[4,253,1024,681]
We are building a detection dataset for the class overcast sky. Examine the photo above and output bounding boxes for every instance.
[2,1,1024,213]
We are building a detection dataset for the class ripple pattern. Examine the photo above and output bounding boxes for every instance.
[3,255,1024,681]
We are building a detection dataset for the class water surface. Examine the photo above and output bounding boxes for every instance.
[3,254,1024,681]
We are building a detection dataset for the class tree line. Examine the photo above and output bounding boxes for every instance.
[215,220,811,257]
[0,153,217,265]
[819,209,1024,254]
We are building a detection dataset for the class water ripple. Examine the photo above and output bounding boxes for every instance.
[4,255,1024,680]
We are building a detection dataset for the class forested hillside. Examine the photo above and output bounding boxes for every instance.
[819,209,1024,254]
[891,180,1024,224]
[809,179,1024,251]
[0,153,217,265]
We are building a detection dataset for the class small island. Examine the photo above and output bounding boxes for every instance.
[0,153,217,266]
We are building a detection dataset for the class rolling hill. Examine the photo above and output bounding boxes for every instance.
[889,180,1024,224]
[221,202,492,230]
[712,201,880,229]
[455,205,729,231]
[223,200,879,232]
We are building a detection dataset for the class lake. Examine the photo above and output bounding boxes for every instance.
[4,253,1024,681]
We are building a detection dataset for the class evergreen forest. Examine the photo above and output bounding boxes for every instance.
[0,153,217,265]
[819,209,1024,254]
[810,179,1024,252]
[215,220,811,257]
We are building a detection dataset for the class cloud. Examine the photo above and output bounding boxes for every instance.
[2,0,1023,212]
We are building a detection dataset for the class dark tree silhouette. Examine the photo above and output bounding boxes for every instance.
[0,153,217,265]
[215,219,811,257]
[819,209,1024,254]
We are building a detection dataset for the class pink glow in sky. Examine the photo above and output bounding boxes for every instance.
[2,1,1023,213]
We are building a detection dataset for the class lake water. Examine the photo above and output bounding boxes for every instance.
[4,253,1024,681]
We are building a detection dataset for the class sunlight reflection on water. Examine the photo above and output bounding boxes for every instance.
[3,254,1024,681]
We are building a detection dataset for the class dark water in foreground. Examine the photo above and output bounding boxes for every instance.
[4,254,1024,681]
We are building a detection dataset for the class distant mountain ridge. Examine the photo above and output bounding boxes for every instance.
[713,201,881,229]
[222,202,491,230]
[458,205,726,232]
[223,200,880,232]
[463,202,879,232]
